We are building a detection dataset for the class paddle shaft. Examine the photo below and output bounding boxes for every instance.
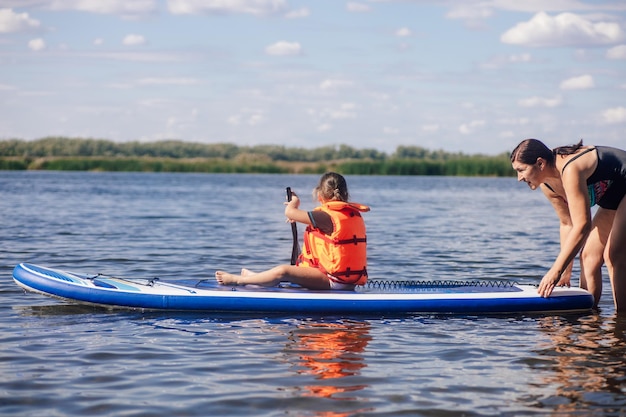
[286,187,300,265]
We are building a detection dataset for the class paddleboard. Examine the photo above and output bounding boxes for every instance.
[12,263,593,314]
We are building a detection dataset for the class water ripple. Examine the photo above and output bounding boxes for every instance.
[0,172,622,416]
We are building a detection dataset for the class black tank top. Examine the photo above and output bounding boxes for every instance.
[556,146,626,207]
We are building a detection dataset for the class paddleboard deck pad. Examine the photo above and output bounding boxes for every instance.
[13,263,594,314]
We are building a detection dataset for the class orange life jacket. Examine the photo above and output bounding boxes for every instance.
[297,201,370,286]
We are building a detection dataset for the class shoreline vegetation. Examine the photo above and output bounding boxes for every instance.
[0,137,514,176]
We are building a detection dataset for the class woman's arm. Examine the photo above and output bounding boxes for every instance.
[538,170,592,296]
[541,185,575,284]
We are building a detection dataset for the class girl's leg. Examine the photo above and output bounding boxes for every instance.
[580,208,613,307]
[605,198,626,312]
[216,265,331,290]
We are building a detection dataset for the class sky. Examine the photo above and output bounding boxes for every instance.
[0,0,625,155]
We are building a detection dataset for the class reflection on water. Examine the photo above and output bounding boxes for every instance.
[282,320,372,416]
[276,320,372,417]
[533,314,626,414]
[14,303,116,317]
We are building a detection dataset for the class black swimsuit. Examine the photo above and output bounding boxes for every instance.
[551,146,626,210]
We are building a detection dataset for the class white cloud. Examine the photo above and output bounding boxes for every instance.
[346,2,370,13]
[395,27,411,37]
[518,95,563,108]
[560,74,594,90]
[442,0,626,18]
[313,103,357,122]
[482,53,532,69]
[227,108,265,126]
[28,37,45,51]
[317,123,332,132]
[607,44,626,59]
[422,124,440,133]
[123,34,146,46]
[138,98,174,108]
[501,12,624,47]
[446,5,492,20]
[459,120,485,135]
[0,8,40,33]
[247,113,264,125]
[49,0,157,16]
[93,37,104,46]
[137,77,200,85]
[509,53,532,62]
[80,51,182,62]
[285,7,309,19]
[265,41,301,56]
[602,106,626,124]
[445,4,493,29]
[19,90,55,97]
[168,0,287,16]
[329,103,357,120]
[499,117,530,126]
[468,1,624,14]
[319,79,353,90]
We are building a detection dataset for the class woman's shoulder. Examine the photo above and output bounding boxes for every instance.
[556,146,597,174]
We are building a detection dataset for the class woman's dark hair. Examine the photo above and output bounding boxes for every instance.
[510,138,554,165]
[554,139,584,156]
[511,138,584,165]
[314,172,349,202]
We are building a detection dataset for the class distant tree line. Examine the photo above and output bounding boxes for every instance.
[0,137,514,176]
[0,137,388,161]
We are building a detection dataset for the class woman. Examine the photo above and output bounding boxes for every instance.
[216,172,370,290]
[511,139,626,311]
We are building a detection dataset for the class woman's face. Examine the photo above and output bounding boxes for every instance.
[512,158,544,190]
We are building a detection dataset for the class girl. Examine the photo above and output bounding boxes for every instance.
[216,172,370,290]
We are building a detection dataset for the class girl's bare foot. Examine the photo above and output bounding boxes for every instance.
[215,271,240,285]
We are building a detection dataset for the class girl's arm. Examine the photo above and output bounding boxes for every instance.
[284,195,313,225]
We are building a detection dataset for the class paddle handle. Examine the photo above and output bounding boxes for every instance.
[286,187,299,265]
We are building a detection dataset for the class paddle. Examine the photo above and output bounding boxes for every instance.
[286,187,300,265]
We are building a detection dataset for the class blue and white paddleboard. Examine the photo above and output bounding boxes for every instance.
[13,263,593,314]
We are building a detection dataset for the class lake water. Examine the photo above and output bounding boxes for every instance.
[1,171,625,416]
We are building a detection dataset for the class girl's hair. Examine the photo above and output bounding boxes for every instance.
[510,138,584,165]
[314,172,349,202]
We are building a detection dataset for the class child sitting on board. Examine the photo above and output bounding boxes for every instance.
[215,172,369,290]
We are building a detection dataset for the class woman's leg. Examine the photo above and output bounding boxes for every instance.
[216,265,331,290]
[605,198,626,312]
[580,208,613,307]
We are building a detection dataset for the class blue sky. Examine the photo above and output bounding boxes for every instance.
[1,0,625,155]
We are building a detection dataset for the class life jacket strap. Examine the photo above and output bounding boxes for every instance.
[307,228,367,246]
[336,235,367,245]
[329,267,368,286]
[333,267,368,278]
